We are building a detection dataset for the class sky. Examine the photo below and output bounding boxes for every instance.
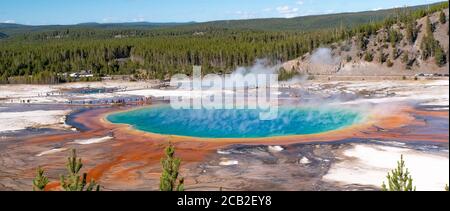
[0,0,445,25]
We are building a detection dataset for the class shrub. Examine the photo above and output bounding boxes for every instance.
[357,34,369,50]
[387,59,394,67]
[364,52,373,62]
[278,67,298,81]
[340,45,351,52]
[378,51,387,63]
[307,75,316,80]
[402,53,409,63]
[346,55,352,62]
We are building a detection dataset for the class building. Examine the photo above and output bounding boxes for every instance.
[70,70,94,78]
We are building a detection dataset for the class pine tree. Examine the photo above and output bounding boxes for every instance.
[32,167,49,191]
[382,155,416,191]
[434,45,447,66]
[421,17,438,60]
[160,143,184,191]
[405,21,418,44]
[439,10,446,24]
[60,149,100,191]
[425,16,433,35]
[389,29,402,47]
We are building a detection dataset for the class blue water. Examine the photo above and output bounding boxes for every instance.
[107,105,364,138]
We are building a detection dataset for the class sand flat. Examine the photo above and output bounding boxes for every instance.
[0,110,71,133]
[324,144,449,191]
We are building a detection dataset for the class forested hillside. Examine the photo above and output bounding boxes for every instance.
[0,2,448,84]
[284,5,449,76]
[0,32,8,39]
[193,4,435,31]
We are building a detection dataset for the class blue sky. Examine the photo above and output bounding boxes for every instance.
[0,0,444,25]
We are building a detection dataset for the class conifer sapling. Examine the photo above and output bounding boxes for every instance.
[382,155,416,191]
[33,166,49,191]
[160,143,184,191]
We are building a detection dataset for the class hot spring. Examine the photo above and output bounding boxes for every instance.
[107,105,364,139]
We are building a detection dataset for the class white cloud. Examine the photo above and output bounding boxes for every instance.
[101,17,115,23]
[1,20,16,24]
[276,5,299,18]
[296,0,304,5]
[234,11,256,19]
[132,16,145,22]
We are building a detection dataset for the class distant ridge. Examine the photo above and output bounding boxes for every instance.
[0,1,446,37]
[193,2,444,31]
[75,21,195,27]
[0,21,195,36]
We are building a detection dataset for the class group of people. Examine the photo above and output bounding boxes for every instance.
[67,96,153,106]
[8,87,156,106]
[10,91,60,104]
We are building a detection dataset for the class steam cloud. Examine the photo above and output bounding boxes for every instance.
[310,48,340,65]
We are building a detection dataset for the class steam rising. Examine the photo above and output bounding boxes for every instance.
[310,48,340,65]
[227,59,280,88]
[230,59,306,86]
[232,59,280,76]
